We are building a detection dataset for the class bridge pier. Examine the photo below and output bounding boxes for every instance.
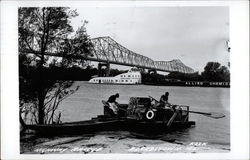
[98,62,110,77]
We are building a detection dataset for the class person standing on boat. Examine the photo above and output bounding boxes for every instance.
[107,93,120,115]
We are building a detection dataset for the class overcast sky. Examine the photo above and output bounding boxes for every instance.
[70,7,229,72]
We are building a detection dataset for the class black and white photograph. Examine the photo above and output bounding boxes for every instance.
[18,5,231,154]
[0,1,249,159]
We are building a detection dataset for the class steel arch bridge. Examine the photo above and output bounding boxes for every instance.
[90,36,194,73]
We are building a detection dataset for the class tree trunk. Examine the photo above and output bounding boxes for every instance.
[38,52,45,124]
[38,91,45,124]
[19,111,26,128]
[38,8,46,124]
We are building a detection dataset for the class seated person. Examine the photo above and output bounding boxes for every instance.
[160,92,169,105]
[159,92,172,109]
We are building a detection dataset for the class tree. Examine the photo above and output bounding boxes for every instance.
[19,7,93,124]
[216,65,230,82]
[166,72,202,81]
[201,62,230,82]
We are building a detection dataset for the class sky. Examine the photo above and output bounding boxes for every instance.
[70,6,230,73]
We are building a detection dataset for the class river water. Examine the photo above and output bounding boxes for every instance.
[21,81,230,153]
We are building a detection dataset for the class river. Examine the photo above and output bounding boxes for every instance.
[21,81,230,153]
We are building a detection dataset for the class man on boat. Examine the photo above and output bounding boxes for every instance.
[159,92,183,124]
[107,93,120,115]
[160,92,171,107]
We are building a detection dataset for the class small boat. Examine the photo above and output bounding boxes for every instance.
[23,97,196,136]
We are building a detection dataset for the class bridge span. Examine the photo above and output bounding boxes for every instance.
[91,36,194,74]
[20,36,194,74]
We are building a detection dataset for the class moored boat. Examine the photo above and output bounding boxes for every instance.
[88,68,141,84]
[23,97,196,136]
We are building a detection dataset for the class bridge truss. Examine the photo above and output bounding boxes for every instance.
[91,36,194,73]
[20,36,194,74]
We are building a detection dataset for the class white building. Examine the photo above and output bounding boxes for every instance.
[89,69,141,84]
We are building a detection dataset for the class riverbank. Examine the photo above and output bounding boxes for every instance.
[20,131,230,154]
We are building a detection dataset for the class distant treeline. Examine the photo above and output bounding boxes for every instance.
[20,65,97,81]
[141,72,202,84]
[19,65,127,81]
[20,62,230,83]
[142,62,230,84]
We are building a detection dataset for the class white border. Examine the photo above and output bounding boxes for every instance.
[1,1,249,160]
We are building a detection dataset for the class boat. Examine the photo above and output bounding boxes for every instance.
[23,97,196,136]
[88,68,141,84]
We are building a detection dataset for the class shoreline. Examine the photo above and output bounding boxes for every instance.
[78,81,230,88]
[143,81,230,88]
[20,132,230,154]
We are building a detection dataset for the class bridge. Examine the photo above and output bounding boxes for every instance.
[20,36,194,75]
[91,36,194,74]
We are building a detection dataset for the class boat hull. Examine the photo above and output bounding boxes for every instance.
[24,119,195,136]
[124,120,195,134]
